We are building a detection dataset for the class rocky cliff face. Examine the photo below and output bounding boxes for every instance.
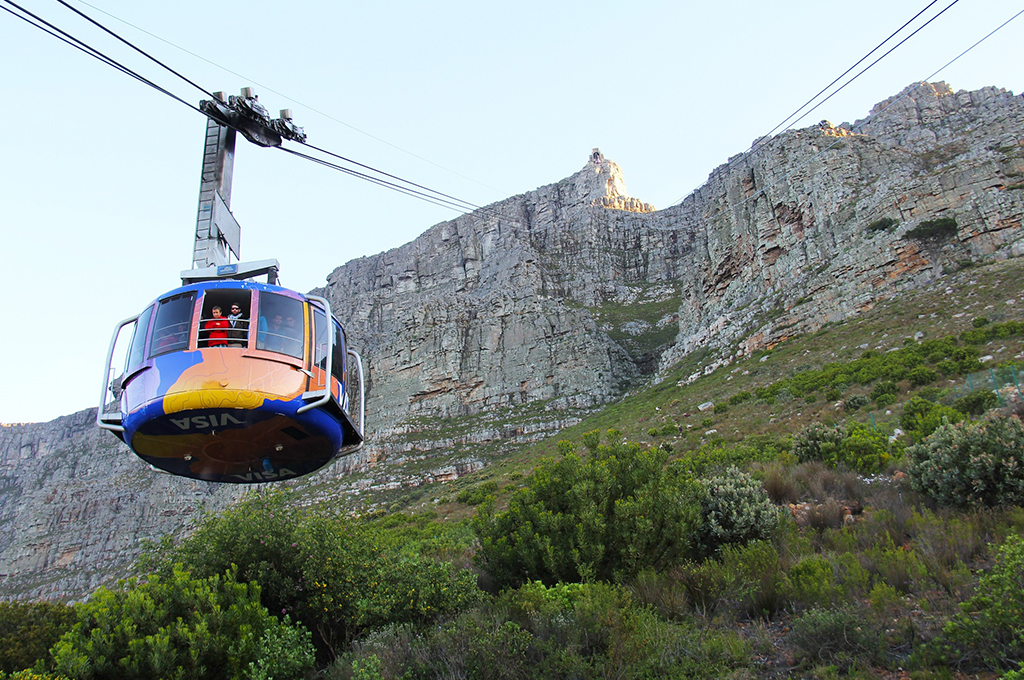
[0,411,241,600]
[2,81,1022,602]
[321,81,1024,448]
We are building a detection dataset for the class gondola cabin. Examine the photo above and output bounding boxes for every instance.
[98,280,364,483]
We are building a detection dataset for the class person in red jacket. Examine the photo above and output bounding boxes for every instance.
[204,306,230,347]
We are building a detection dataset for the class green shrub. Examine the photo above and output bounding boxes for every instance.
[156,491,483,657]
[457,480,499,506]
[50,566,314,680]
[473,440,703,588]
[790,606,878,670]
[693,467,780,558]
[907,415,1024,508]
[900,395,965,439]
[919,534,1024,671]
[793,421,893,474]
[841,422,894,474]
[789,556,842,608]
[721,541,790,619]
[0,603,75,675]
[729,391,753,405]
[340,582,751,679]
[866,217,897,232]
[833,553,872,599]
[907,365,939,387]
[953,390,998,416]
[972,316,991,328]
[714,402,729,414]
[843,394,869,411]
[869,380,898,401]
[674,559,733,616]
[961,320,1024,345]
[875,393,896,408]
[675,440,785,477]
[906,217,958,241]
[793,423,845,465]
[866,539,927,594]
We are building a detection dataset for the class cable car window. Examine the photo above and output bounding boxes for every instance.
[331,321,346,384]
[125,304,154,373]
[149,293,196,357]
[200,292,252,348]
[256,292,304,359]
[313,306,329,371]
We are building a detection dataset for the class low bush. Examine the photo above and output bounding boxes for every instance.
[907,365,939,387]
[843,394,869,411]
[692,467,780,558]
[952,390,998,416]
[50,566,315,680]
[0,602,75,675]
[906,217,958,241]
[907,415,1024,508]
[721,541,790,619]
[900,395,965,439]
[155,491,483,657]
[473,440,703,588]
[866,217,897,232]
[673,559,733,617]
[457,480,499,506]
[793,421,893,474]
[729,391,753,405]
[790,606,878,671]
[789,555,842,608]
[333,582,752,679]
[866,538,927,594]
[869,380,898,401]
[760,464,799,504]
[960,319,1024,345]
[918,533,1024,671]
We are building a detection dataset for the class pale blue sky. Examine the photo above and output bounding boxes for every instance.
[2,0,1022,422]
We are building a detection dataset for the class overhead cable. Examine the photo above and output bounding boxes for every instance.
[671,0,960,206]
[67,0,506,195]
[1,0,200,112]
[750,0,942,155]
[651,5,1024,232]
[53,0,216,99]
[3,0,494,218]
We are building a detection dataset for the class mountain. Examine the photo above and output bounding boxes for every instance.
[2,81,1022,601]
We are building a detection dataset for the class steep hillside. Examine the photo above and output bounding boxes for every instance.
[1,81,1022,602]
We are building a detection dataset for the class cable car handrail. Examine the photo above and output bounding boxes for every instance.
[297,294,333,415]
[97,313,140,433]
[348,349,366,437]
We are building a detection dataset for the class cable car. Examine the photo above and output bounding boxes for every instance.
[96,88,365,484]
[98,279,364,483]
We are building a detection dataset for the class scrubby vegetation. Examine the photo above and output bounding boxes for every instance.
[905,216,958,241]
[866,216,897,233]
[4,262,1024,678]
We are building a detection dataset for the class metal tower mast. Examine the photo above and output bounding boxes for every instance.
[181,87,306,285]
